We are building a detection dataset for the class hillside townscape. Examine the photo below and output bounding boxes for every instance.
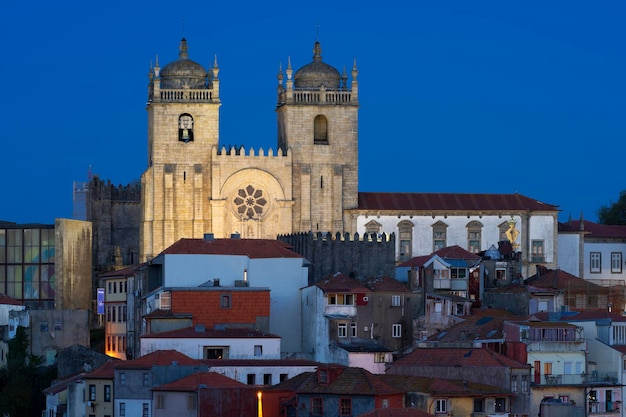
[1,32,625,417]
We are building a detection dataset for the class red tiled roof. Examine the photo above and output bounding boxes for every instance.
[161,238,303,258]
[0,292,23,306]
[531,310,626,322]
[363,276,410,292]
[357,192,558,212]
[559,220,626,238]
[42,372,86,395]
[315,273,370,293]
[153,371,246,391]
[84,360,119,379]
[390,347,529,369]
[141,326,280,339]
[100,264,146,278]
[525,267,609,293]
[425,309,515,342]
[281,367,404,396]
[380,374,512,397]
[116,350,198,369]
[398,245,480,268]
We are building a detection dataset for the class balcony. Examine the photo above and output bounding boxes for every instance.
[533,371,619,386]
[589,402,621,415]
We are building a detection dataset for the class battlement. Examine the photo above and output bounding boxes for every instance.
[214,145,289,158]
[89,176,141,202]
[278,231,396,284]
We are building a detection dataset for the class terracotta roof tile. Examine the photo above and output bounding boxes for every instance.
[559,220,626,238]
[153,371,246,391]
[398,246,480,268]
[202,358,319,367]
[116,350,199,369]
[390,347,529,369]
[525,267,609,293]
[84,360,120,379]
[363,276,410,293]
[380,374,513,397]
[358,192,558,212]
[161,238,303,259]
[359,409,434,417]
[0,292,23,306]
[315,273,370,293]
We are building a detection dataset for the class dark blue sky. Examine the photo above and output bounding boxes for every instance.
[1,1,624,225]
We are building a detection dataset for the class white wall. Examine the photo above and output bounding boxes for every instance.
[208,364,318,385]
[141,336,281,359]
[558,233,581,277]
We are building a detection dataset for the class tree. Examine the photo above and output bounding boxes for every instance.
[598,190,626,225]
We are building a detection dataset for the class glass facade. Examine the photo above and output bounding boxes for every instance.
[0,225,55,307]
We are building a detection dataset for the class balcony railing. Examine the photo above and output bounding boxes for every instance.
[533,372,619,386]
[589,402,621,415]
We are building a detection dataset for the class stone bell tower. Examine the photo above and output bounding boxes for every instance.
[140,38,221,261]
[276,41,359,234]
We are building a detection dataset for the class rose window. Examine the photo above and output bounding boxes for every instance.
[234,185,267,219]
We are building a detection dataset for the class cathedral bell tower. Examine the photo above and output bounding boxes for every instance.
[276,41,359,233]
[140,38,221,261]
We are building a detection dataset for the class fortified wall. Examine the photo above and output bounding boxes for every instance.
[278,231,396,284]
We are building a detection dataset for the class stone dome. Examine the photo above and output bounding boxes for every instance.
[160,38,208,89]
[294,41,341,90]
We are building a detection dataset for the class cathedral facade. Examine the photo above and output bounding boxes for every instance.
[140,39,359,261]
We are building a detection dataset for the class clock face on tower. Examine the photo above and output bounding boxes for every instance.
[178,114,194,142]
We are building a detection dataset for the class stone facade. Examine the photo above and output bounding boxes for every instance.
[139,39,359,261]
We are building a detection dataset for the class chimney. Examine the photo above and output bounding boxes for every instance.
[213,278,220,287]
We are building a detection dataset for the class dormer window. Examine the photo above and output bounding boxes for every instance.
[318,369,328,384]
[179,114,194,142]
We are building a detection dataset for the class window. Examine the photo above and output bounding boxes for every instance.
[119,403,126,417]
[178,113,194,142]
[538,299,549,312]
[391,295,401,306]
[435,399,447,414]
[521,375,529,393]
[40,322,48,332]
[142,372,150,387]
[340,398,352,416]
[254,345,262,357]
[247,374,256,385]
[496,268,506,281]
[455,303,464,315]
[108,282,112,294]
[398,221,414,261]
[451,268,467,279]
[112,306,116,322]
[313,115,328,145]
[499,222,511,242]
[474,398,484,412]
[350,322,357,338]
[113,282,117,293]
[107,336,111,352]
[328,293,354,305]
[590,252,601,273]
[142,403,149,417]
[318,370,328,384]
[374,352,386,363]
[511,375,518,392]
[467,221,482,253]
[382,399,389,409]
[156,395,164,409]
[311,398,323,415]
[263,374,272,385]
[435,302,443,313]
[187,395,197,410]
[432,221,447,252]
[89,384,96,401]
[120,373,126,385]
[280,373,288,382]
[104,385,111,402]
[107,306,111,322]
[544,362,552,376]
[338,323,347,338]
[204,347,228,359]
[392,323,402,338]
[612,253,622,273]
[54,322,63,331]
[495,398,506,412]
[531,240,545,262]
[221,294,231,308]
[365,220,382,238]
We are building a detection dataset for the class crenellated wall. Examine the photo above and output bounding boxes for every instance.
[278,231,396,284]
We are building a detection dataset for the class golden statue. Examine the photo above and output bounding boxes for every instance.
[505,218,520,250]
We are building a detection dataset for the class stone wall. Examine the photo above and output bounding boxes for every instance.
[278,231,396,284]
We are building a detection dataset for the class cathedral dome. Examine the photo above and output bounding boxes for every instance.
[160,38,208,89]
[294,41,341,90]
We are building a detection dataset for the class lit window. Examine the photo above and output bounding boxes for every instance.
[374,352,386,363]
[392,323,402,338]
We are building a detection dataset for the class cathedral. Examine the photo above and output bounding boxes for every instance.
[140,38,359,261]
[88,37,559,280]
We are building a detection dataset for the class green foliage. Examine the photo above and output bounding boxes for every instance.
[0,326,55,417]
[598,190,626,225]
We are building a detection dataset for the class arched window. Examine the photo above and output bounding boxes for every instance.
[398,221,414,261]
[178,113,194,142]
[432,221,448,252]
[498,221,510,242]
[314,115,328,144]
[466,221,483,253]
